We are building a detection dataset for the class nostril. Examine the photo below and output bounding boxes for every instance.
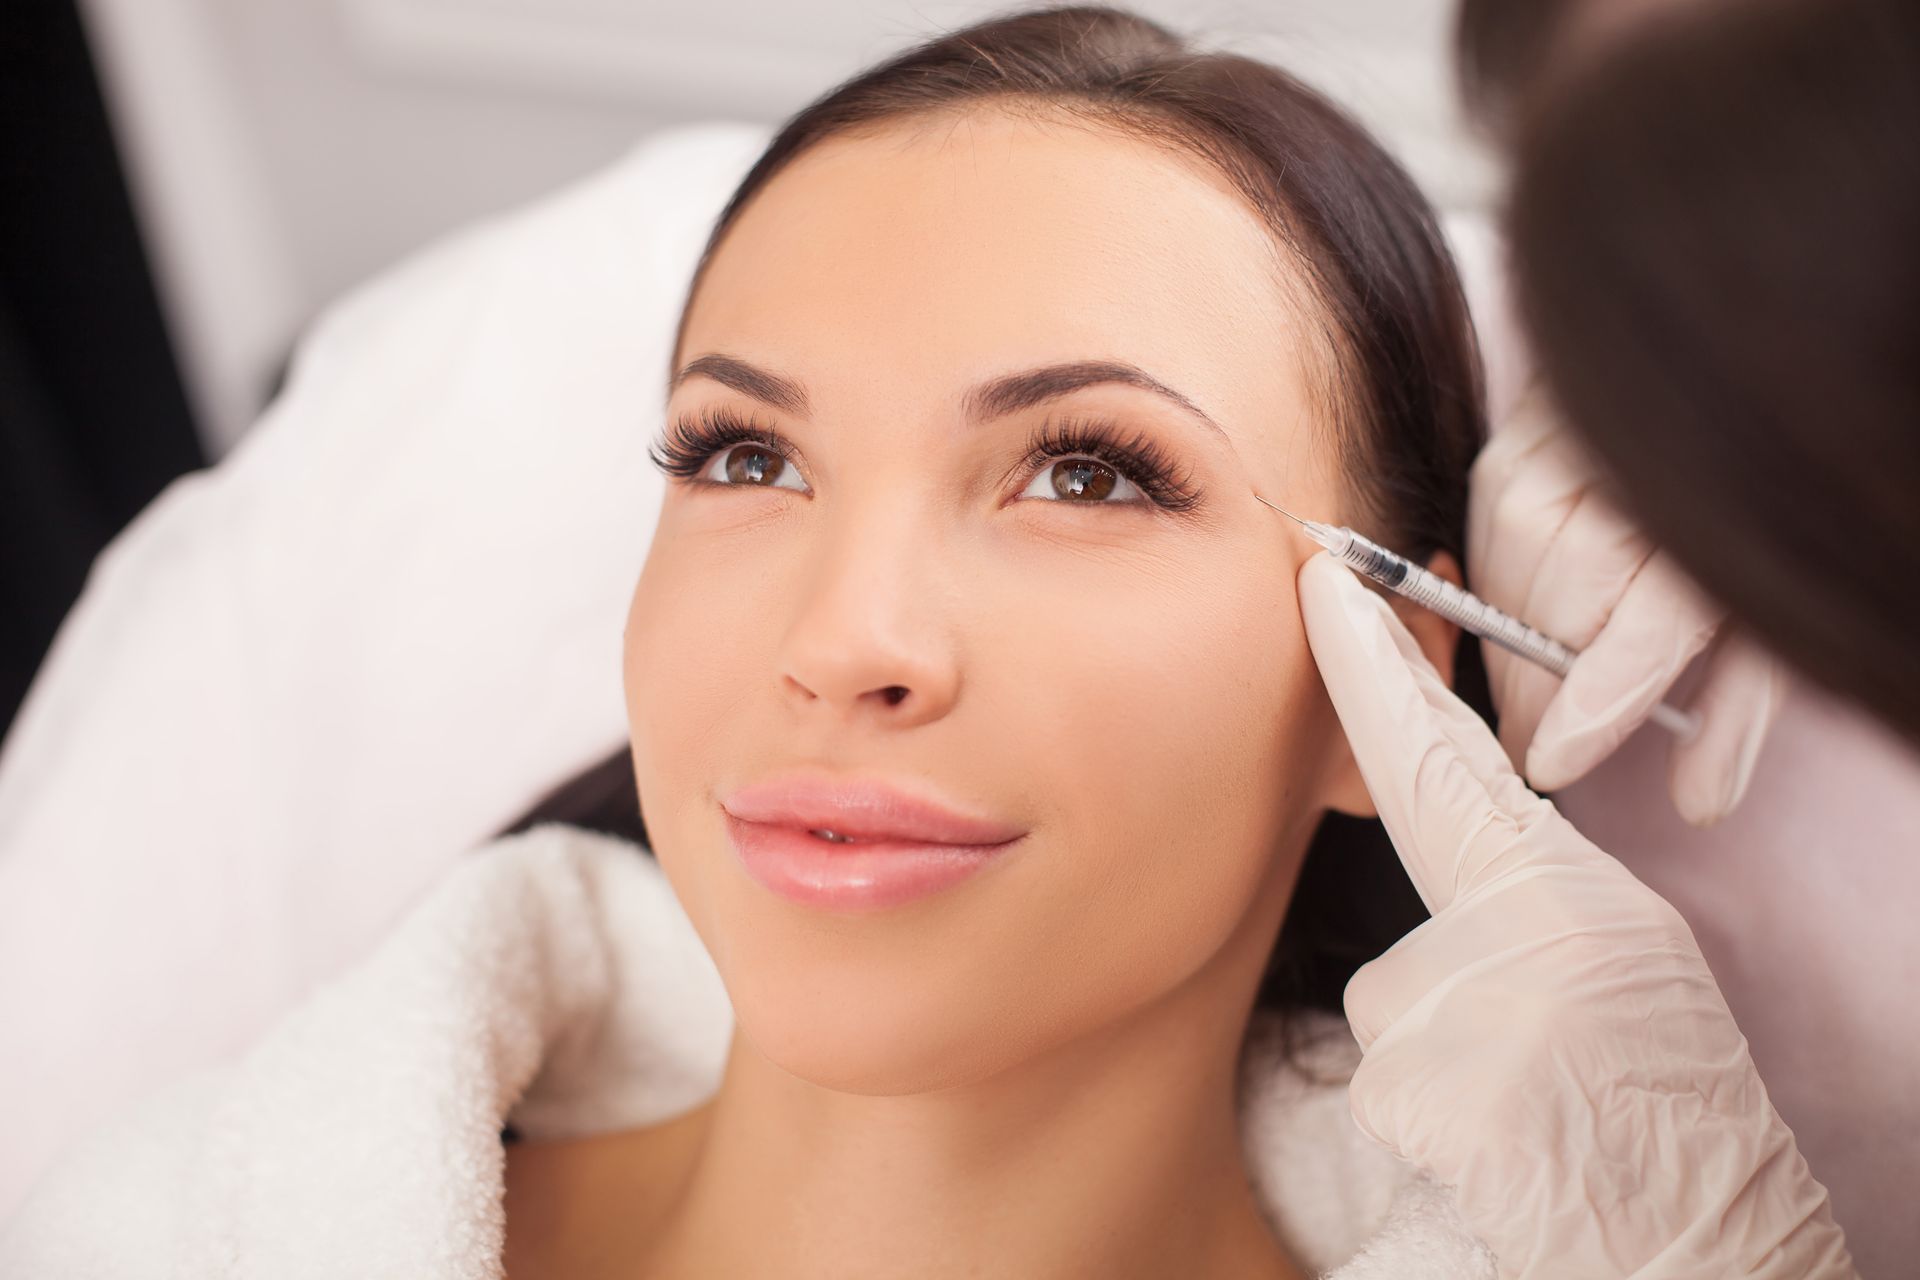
[881,685,908,707]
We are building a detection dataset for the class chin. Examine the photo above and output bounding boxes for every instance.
[653,815,1059,1096]
[717,928,1048,1096]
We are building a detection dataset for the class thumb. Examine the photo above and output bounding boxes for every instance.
[1524,551,1723,791]
[1297,553,1549,914]
[1668,632,1787,827]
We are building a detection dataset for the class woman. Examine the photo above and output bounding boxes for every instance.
[528,7,1487,1272]
[0,8,1848,1276]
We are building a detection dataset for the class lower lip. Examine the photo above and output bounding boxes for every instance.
[724,813,1021,911]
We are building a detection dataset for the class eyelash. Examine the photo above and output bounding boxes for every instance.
[1019,416,1202,512]
[648,407,789,480]
[647,407,1203,513]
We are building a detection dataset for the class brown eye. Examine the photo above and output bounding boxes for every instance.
[1049,459,1120,502]
[720,444,794,487]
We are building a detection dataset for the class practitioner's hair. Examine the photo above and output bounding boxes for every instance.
[1462,0,1920,744]
[1452,0,1586,134]
[503,6,1491,1034]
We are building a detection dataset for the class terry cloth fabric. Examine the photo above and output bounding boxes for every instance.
[0,822,1496,1279]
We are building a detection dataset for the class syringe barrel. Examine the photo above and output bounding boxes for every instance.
[1333,529,1577,677]
[1310,521,1700,739]
[1324,526,1410,589]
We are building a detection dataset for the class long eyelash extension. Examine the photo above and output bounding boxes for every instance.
[647,407,793,480]
[1024,416,1203,513]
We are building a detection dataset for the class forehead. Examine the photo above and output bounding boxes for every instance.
[680,108,1322,476]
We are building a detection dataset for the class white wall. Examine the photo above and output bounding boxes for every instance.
[78,0,1498,458]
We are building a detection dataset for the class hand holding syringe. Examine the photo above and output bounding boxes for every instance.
[1257,493,1701,739]
[1295,554,1854,1277]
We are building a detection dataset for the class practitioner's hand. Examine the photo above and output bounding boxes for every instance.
[1296,552,1856,1280]
[1466,380,1785,825]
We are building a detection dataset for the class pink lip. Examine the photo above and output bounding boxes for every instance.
[720,774,1027,911]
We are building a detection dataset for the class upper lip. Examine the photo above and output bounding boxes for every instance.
[721,773,1027,845]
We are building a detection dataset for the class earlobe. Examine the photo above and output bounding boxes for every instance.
[1317,550,1466,820]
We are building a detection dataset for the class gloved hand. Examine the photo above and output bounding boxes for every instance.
[1297,551,1856,1280]
[1467,380,1785,825]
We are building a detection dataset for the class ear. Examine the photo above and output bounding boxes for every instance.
[1319,550,1466,818]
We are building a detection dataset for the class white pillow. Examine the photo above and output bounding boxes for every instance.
[0,122,773,1217]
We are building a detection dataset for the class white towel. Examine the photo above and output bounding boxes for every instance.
[0,824,1496,1279]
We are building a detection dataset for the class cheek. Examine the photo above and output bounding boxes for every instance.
[621,517,782,968]
[623,496,804,775]
[624,531,766,776]
[979,539,1332,1033]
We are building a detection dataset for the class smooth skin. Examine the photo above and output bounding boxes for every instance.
[505,105,1460,1280]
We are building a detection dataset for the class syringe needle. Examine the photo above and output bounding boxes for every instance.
[1252,493,1310,525]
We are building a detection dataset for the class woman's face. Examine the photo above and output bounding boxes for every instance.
[625,109,1362,1094]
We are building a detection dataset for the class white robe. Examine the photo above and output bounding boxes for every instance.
[0,823,1497,1278]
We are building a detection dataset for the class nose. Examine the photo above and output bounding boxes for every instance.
[776,507,961,729]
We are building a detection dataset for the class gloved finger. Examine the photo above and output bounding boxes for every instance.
[1667,631,1787,827]
[1526,551,1723,791]
[1465,396,1581,639]
[1466,392,1649,771]
[1342,844,1624,1053]
[1298,553,1548,914]
[1465,380,1561,543]
[1489,489,1655,774]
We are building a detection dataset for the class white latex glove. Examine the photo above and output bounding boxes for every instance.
[1467,380,1786,825]
[1297,552,1856,1280]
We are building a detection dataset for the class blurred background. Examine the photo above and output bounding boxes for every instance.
[0,0,1496,742]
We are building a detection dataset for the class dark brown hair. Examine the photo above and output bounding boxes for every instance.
[504,6,1489,1025]
[1484,0,1920,743]
[1454,0,1584,134]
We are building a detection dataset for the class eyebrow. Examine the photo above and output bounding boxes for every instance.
[672,354,1228,440]
[673,354,810,417]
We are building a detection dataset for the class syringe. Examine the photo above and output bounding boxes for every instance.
[1257,494,1700,739]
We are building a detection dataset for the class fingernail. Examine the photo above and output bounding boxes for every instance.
[1715,678,1779,820]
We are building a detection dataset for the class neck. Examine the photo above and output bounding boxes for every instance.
[638,894,1304,1280]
